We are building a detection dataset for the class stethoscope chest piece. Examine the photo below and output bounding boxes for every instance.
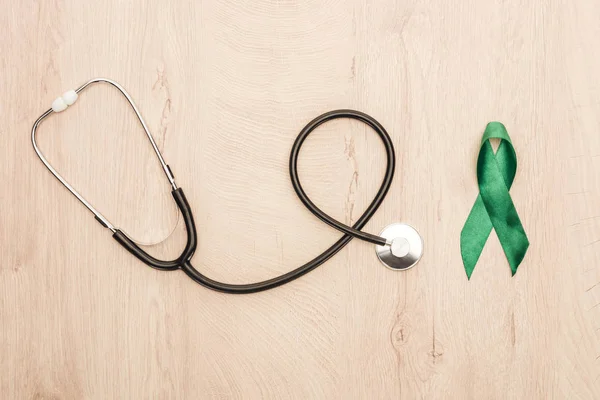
[375,223,423,270]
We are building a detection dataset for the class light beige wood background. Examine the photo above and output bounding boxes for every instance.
[1,0,600,398]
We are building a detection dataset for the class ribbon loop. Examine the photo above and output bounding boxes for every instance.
[461,122,529,279]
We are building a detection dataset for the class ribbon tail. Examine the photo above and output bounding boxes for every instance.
[497,217,529,276]
[460,195,493,279]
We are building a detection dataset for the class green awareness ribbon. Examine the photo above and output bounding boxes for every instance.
[460,122,529,279]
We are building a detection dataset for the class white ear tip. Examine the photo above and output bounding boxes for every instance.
[51,97,68,112]
[62,90,78,105]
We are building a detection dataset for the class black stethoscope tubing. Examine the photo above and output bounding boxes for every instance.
[32,79,395,294]
[114,110,394,293]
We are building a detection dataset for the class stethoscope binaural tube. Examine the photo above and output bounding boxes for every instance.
[32,78,423,294]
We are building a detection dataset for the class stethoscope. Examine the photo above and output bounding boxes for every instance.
[32,78,423,294]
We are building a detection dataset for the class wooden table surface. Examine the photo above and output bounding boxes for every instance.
[2,0,600,398]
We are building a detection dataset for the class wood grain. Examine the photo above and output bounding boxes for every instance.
[1,0,600,398]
